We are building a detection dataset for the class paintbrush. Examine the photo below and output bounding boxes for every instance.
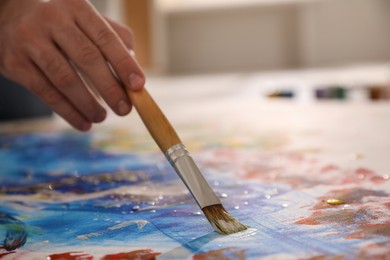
[126,88,247,234]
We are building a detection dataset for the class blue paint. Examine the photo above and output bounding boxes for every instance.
[0,133,386,258]
[0,213,27,251]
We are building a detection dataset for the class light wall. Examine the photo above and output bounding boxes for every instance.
[153,0,390,74]
[90,0,152,68]
[300,0,390,67]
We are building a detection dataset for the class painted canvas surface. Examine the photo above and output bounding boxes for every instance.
[1,79,390,259]
[0,126,388,259]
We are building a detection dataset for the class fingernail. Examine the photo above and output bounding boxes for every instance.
[128,73,144,90]
[117,100,131,115]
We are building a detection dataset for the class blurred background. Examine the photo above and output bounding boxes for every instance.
[1,0,389,121]
[87,0,390,104]
[94,0,390,75]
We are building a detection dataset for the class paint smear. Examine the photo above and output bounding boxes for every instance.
[193,247,247,260]
[346,222,390,239]
[296,208,375,226]
[313,188,388,210]
[298,186,389,241]
[101,249,160,260]
[0,246,15,257]
[357,242,390,259]
[299,254,344,260]
[1,133,389,259]
[47,252,93,260]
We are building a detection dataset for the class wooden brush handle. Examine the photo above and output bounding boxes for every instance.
[126,88,182,152]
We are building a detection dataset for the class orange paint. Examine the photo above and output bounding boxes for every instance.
[101,249,160,260]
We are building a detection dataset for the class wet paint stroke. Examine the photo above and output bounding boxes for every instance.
[0,133,389,259]
[193,247,247,260]
[101,249,160,260]
[47,251,93,260]
[0,246,15,258]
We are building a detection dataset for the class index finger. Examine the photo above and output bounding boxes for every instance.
[75,2,145,91]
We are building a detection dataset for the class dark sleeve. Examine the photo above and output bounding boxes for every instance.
[0,76,52,121]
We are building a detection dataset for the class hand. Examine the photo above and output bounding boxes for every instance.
[0,0,145,131]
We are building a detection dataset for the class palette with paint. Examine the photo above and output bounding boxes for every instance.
[254,64,390,103]
[1,67,390,259]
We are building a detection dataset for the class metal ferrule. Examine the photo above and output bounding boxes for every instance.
[165,144,221,208]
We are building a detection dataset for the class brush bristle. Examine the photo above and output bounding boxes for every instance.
[202,204,247,234]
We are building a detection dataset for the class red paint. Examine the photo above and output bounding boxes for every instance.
[296,214,321,225]
[47,252,93,260]
[0,252,15,258]
[354,168,374,177]
[244,169,266,180]
[297,255,344,260]
[101,249,160,260]
[320,164,339,173]
[0,246,15,258]
[346,231,366,239]
[370,176,385,184]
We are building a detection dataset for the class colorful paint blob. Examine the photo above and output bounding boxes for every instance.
[326,198,344,205]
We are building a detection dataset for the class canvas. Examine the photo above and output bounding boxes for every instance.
[1,80,390,259]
